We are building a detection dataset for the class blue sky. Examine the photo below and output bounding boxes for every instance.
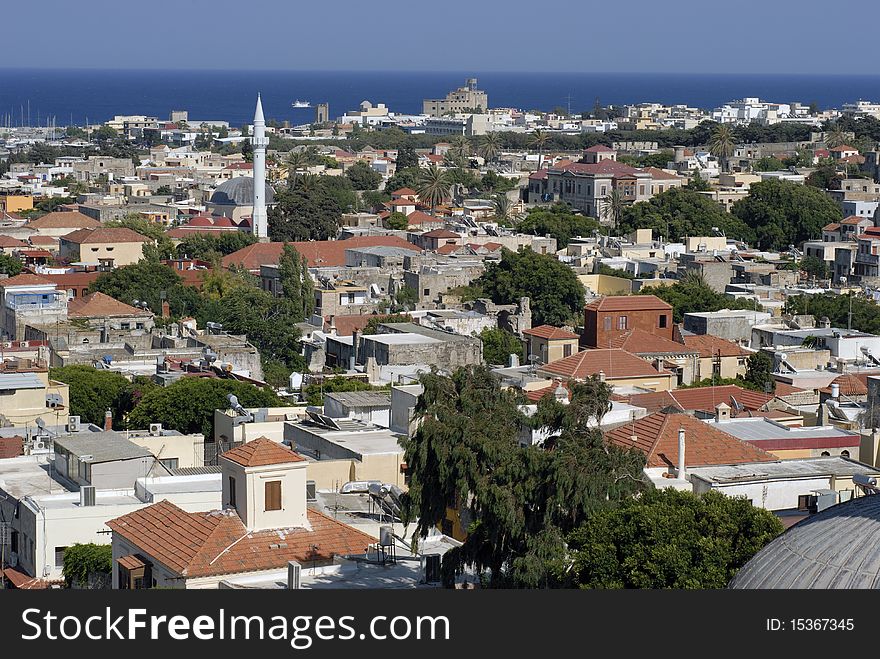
[5,0,877,74]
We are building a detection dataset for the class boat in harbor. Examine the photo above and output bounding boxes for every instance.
[291,100,311,108]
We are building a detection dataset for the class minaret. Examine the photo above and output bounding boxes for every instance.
[251,94,269,240]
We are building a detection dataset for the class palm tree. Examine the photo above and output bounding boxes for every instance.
[601,188,625,232]
[493,194,515,224]
[278,149,310,185]
[824,127,848,150]
[477,132,503,164]
[708,124,736,172]
[416,164,451,211]
[449,136,471,160]
[529,129,550,170]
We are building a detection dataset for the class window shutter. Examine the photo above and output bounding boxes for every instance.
[265,480,282,511]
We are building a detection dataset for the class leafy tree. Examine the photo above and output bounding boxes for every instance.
[269,175,342,241]
[345,161,382,190]
[128,377,280,437]
[156,185,173,195]
[384,167,421,195]
[361,189,391,211]
[105,214,173,260]
[639,272,759,323]
[416,164,451,210]
[175,232,257,260]
[278,244,315,320]
[90,261,205,319]
[394,285,419,310]
[799,255,830,280]
[49,365,155,427]
[752,156,785,172]
[402,367,646,588]
[385,211,409,230]
[597,263,634,279]
[619,187,752,243]
[0,253,22,276]
[478,170,515,194]
[62,543,113,588]
[805,163,842,190]
[744,351,775,393]
[518,203,600,248]
[563,489,783,588]
[679,376,766,392]
[784,292,880,334]
[731,179,843,251]
[395,144,420,170]
[302,376,386,406]
[476,248,586,327]
[480,327,524,366]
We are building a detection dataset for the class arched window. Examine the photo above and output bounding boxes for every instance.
[821,451,831,456]
[841,450,850,458]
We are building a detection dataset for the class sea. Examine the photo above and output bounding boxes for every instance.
[2,69,880,128]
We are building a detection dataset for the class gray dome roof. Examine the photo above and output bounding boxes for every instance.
[730,495,880,589]
[210,177,275,206]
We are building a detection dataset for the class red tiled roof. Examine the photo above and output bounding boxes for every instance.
[641,166,681,181]
[68,292,148,319]
[24,211,100,230]
[0,235,27,248]
[841,216,868,225]
[540,348,667,380]
[818,372,871,396]
[2,566,50,589]
[62,227,150,244]
[585,295,672,312]
[392,187,417,196]
[606,327,695,354]
[221,437,305,467]
[628,385,774,414]
[822,223,841,231]
[830,145,857,152]
[436,244,459,255]
[223,237,422,271]
[28,236,59,246]
[528,169,548,180]
[681,334,750,358]
[605,412,776,468]
[0,273,54,287]
[406,211,440,226]
[106,499,377,579]
[523,324,579,340]
[584,145,615,153]
[0,435,23,459]
[551,160,639,176]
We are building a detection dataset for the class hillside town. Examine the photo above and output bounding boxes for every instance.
[5,80,880,591]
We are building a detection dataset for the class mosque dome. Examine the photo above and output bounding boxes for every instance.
[729,494,880,589]
[209,177,275,207]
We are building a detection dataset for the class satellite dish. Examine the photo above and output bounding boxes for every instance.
[35,417,45,430]
[226,393,239,408]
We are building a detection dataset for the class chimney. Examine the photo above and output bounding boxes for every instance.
[677,427,686,480]
[161,300,170,318]
[598,370,606,382]
[655,356,664,372]
[104,409,112,431]
[831,383,840,400]
[715,402,731,422]
[287,560,302,589]
[508,353,520,368]
[352,329,360,368]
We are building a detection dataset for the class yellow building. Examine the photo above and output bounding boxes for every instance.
[59,227,150,267]
[522,325,580,364]
[0,366,70,427]
[0,194,33,214]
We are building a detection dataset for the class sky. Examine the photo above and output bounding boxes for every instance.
[3,0,878,74]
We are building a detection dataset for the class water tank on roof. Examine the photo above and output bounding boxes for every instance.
[102,355,112,365]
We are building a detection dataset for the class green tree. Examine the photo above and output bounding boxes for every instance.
[156,185,173,195]
[518,203,600,248]
[49,365,155,427]
[687,171,710,191]
[731,179,843,251]
[744,351,775,393]
[278,244,315,320]
[105,214,174,260]
[90,261,205,319]
[784,292,880,334]
[477,132,503,163]
[476,248,586,327]
[128,378,280,437]
[362,313,412,335]
[394,285,419,311]
[601,188,625,232]
[805,163,842,190]
[480,327,524,366]
[395,143,420,170]
[708,124,736,172]
[402,367,646,587]
[345,161,382,190]
[175,232,257,260]
[384,167,421,195]
[302,376,386,407]
[385,211,409,230]
[269,175,342,241]
[619,187,752,242]
[751,156,785,172]
[799,255,830,280]
[0,253,22,276]
[416,164,451,211]
[529,129,551,170]
[563,489,783,588]
[62,543,113,588]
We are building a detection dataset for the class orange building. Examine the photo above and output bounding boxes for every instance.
[583,295,673,348]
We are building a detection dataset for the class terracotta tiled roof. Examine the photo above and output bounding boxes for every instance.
[841,216,868,225]
[523,324,580,340]
[0,435,23,459]
[0,235,27,248]
[2,566,50,589]
[830,145,857,152]
[68,292,148,319]
[435,244,459,255]
[421,229,459,238]
[24,211,100,230]
[406,211,440,226]
[528,169,548,180]
[605,412,776,468]
[818,372,870,396]
[681,334,750,358]
[641,166,681,181]
[61,227,150,244]
[223,237,421,271]
[392,187,417,196]
[540,348,666,380]
[606,327,695,354]
[584,295,672,312]
[221,437,305,467]
[628,385,774,414]
[28,236,59,246]
[0,273,54,287]
[551,161,639,176]
[823,223,841,231]
[106,499,377,579]
[327,314,376,336]
[584,145,615,153]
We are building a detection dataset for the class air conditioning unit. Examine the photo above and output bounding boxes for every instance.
[149,423,162,436]
[287,561,302,590]
[797,494,818,513]
[306,480,317,502]
[80,485,96,507]
[32,440,48,451]
[68,416,81,432]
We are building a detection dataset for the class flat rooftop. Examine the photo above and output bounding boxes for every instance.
[290,419,403,456]
[706,418,859,442]
[687,456,880,485]
[0,455,73,499]
[55,432,154,463]
[324,391,391,408]
[365,333,440,346]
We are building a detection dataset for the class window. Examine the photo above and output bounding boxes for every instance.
[564,344,572,358]
[160,458,179,470]
[603,316,612,331]
[617,315,627,330]
[54,546,68,569]
[659,315,667,328]
[265,480,282,511]
[841,450,850,458]
[424,288,430,297]
[228,476,236,507]
[821,451,831,456]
